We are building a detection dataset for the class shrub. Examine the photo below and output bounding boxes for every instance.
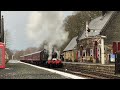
[89,57,93,62]
[74,59,78,62]
[69,59,72,62]
[65,59,69,62]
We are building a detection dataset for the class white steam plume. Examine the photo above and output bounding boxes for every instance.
[26,11,69,51]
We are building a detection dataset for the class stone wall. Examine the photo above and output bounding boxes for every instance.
[63,62,115,75]
[64,50,77,62]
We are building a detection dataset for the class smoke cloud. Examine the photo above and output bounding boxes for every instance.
[26,11,69,51]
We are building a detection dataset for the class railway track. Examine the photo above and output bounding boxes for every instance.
[38,65,117,79]
[42,65,120,79]
[53,68,107,79]
[54,68,120,79]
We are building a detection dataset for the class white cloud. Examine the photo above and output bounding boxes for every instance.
[2,11,73,50]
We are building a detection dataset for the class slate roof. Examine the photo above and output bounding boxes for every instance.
[63,36,78,52]
[78,11,115,41]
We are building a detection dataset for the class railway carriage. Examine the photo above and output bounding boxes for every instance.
[20,48,63,68]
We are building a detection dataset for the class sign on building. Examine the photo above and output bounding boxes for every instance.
[110,54,115,62]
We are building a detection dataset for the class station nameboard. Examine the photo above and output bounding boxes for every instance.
[110,54,115,62]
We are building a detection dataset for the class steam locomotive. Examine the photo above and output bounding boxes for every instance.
[20,48,63,68]
[47,50,63,68]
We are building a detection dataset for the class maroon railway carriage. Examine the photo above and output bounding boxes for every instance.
[20,49,49,65]
[20,51,42,65]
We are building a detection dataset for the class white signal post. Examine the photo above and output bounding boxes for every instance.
[12,55,14,60]
[98,35,106,64]
[85,21,89,38]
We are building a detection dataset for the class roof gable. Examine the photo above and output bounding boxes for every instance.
[89,11,115,30]
[63,36,78,51]
[78,11,115,41]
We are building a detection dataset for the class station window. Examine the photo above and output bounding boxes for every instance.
[71,51,72,56]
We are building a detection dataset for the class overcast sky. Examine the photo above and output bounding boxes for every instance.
[1,11,73,50]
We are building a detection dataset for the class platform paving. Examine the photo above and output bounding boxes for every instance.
[0,60,70,79]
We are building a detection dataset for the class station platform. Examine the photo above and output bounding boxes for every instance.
[0,60,86,79]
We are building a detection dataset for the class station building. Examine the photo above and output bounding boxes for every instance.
[76,11,120,64]
[63,36,78,62]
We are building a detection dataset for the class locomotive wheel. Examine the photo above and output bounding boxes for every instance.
[47,64,50,68]
[49,64,52,68]
[59,64,63,68]
[55,64,58,68]
[52,64,55,68]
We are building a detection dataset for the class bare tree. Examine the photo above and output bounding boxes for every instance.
[60,11,102,52]
[4,29,11,48]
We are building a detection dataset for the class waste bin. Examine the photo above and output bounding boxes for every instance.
[115,51,120,74]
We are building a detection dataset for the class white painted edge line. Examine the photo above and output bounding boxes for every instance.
[19,61,86,79]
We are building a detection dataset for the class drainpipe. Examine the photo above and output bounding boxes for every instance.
[101,38,105,64]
